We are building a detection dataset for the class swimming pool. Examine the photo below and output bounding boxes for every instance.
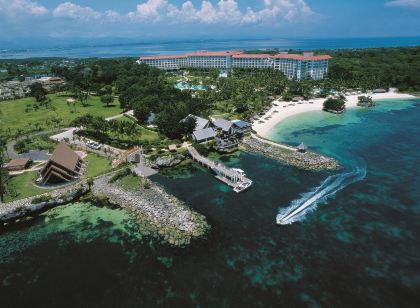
[175,82,208,91]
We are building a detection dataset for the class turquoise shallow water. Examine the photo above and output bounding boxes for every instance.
[1,99,420,307]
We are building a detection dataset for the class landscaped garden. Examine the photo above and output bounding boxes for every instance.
[84,153,113,178]
[4,171,50,202]
[0,94,122,137]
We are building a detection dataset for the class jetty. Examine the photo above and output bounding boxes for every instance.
[187,146,252,193]
[242,135,340,171]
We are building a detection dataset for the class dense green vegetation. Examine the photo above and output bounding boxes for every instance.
[14,135,56,154]
[0,138,7,202]
[325,47,420,91]
[357,95,375,107]
[71,114,162,149]
[205,68,287,119]
[117,64,210,138]
[0,58,69,81]
[323,96,346,112]
[49,59,211,139]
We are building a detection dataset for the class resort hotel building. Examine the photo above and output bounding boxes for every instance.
[137,50,331,80]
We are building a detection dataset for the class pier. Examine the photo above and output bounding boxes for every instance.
[187,146,252,193]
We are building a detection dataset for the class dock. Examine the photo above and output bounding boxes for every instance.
[187,146,252,193]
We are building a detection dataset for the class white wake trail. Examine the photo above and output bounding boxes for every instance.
[276,164,367,225]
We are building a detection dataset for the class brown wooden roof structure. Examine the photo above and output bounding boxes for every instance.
[40,143,83,184]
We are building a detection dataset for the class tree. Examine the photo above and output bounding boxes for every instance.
[87,177,94,190]
[133,104,151,124]
[323,97,346,112]
[357,95,375,107]
[102,85,113,95]
[100,94,114,107]
[0,137,8,202]
[29,82,47,102]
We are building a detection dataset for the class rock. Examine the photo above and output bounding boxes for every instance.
[0,182,89,224]
[91,173,210,248]
[150,154,186,169]
[241,137,340,171]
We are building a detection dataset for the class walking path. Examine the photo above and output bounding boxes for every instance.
[105,110,134,121]
[6,129,63,160]
[187,146,252,192]
[250,133,295,152]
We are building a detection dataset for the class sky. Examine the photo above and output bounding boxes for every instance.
[0,0,420,46]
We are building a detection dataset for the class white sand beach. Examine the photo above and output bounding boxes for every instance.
[252,92,417,138]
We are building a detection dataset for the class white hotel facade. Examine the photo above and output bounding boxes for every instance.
[137,50,331,81]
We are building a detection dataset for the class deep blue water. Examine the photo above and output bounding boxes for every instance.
[0,99,419,307]
[1,37,420,59]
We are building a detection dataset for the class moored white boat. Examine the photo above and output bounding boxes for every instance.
[233,180,252,193]
[232,168,246,177]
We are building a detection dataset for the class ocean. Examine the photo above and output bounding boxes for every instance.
[1,98,420,307]
[1,37,420,59]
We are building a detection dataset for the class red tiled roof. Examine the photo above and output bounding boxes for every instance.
[272,54,332,61]
[232,54,272,59]
[139,51,331,61]
[140,55,187,60]
[185,50,243,57]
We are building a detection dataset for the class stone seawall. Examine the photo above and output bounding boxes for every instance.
[0,182,88,224]
[242,136,340,171]
[91,175,210,247]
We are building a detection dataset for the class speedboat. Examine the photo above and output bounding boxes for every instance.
[276,213,286,225]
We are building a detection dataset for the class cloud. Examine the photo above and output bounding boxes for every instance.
[53,2,121,22]
[128,0,314,24]
[0,0,48,17]
[385,0,420,8]
[0,0,314,25]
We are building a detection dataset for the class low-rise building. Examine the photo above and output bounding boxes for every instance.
[231,120,251,135]
[193,127,216,143]
[5,157,33,171]
[40,143,84,185]
[212,118,234,135]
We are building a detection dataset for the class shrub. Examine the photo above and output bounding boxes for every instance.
[31,195,50,204]
[195,143,210,156]
[323,97,346,111]
[143,181,151,189]
[109,167,132,183]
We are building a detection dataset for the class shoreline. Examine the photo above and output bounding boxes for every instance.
[252,92,417,138]
[91,174,210,247]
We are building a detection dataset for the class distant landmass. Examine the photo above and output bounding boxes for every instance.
[1,36,420,59]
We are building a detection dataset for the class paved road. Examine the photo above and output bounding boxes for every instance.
[6,129,64,160]
[105,110,134,121]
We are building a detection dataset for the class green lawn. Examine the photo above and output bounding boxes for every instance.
[110,115,161,143]
[85,153,113,178]
[0,94,122,136]
[117,174,144,191]
[4,171,50,202]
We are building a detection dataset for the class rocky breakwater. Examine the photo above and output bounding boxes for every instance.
[149,153,187,169]
[242,136,340,171]
[91,175,210,247]
[0,182,88,225]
